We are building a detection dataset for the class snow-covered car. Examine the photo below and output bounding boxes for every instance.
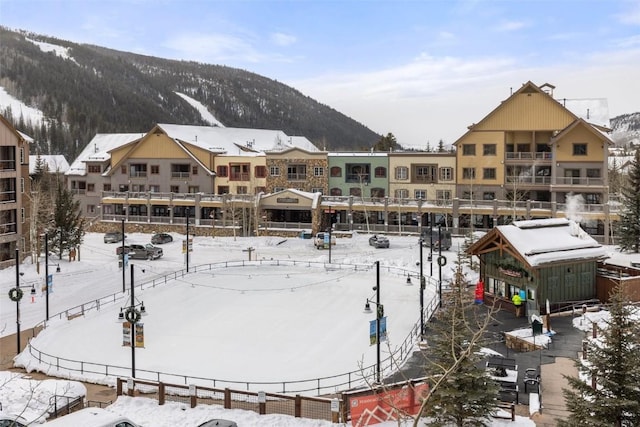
[151,233,173,244]
[369,235,390,248]
[197,420,238,427]
[314,232,336,249]
[0,412,28,427]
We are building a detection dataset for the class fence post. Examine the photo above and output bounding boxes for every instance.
[189,384,197,408]
[116,378,123,396]
[294,395,302,417]
[158,383,165,405]
[224,388,231,409]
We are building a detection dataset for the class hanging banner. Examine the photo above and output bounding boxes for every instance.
[349,382,429,426]
[368,317,387,345]
[122,322,132,347]
[135,323,145,348]
[474,280,484,304]
[47,274,53,293]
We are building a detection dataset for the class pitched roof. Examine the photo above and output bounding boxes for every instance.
[66,133,144,176]
[29,155,70,174]
[468,218,607,268]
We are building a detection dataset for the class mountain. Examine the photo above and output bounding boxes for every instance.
[0,27,382,160]
[610,112,640,148]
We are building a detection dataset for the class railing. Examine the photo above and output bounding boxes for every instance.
[505,152,552,160]
[0,190,16,203]
[171,172,190,178]
[129,171,147,178]
[505,176,551,185]
[229,172,250,181]
[0,159,16,170]
[23,260,440,396]
[345,174,370,183]
[553,177,605,186]
[287,173,307,181]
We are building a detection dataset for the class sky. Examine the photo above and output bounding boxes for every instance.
[2,229,638,426]
[1,0,640,148]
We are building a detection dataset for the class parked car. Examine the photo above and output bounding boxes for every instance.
[197,420,238,427]
[151,233,173,244]
[116,243,163,260]
[420,228,452,250]
[103,232,125,244]
[369,235,390,248]
[0,412,28,427]
[41,407,140,427]
[313,232,336,249]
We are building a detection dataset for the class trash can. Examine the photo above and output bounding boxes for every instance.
[532,319,543,335]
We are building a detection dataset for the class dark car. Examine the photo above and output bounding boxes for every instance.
[369,235,390,248]
[116,244,163,260]
[197,420,238,427]
[420,228,452,250]
[104,232,125,244]
[151,233,173,244]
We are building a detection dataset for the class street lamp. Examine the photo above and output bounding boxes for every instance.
[122,218,126,293]
[10,248,36,355]
[363,260,382,384]
[418,237,426,339]
[186,207,190,273]
[43,233,61,321]
[117,263,147,379]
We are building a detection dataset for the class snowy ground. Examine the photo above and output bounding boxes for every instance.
[1,230,636,426]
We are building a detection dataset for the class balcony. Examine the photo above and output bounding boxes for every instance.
[553,177,604,186]
[0,160,16,171]
[130,171,147,178]
[505,152,552,161]
[505,176,551,185]
[0,190,16,203]
[230,172,250,181]
[287,173,307,181]
[171,172,190,179]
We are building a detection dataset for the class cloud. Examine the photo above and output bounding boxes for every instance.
[270,32,296,46]
[494,20,528,32]
[615,2,640,25]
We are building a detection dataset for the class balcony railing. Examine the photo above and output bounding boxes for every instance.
[130,171,147,178]
[505,152,552,160]
[0,191,16,203]
[229,172,250,181]
[345,174,370,183]
[505,176,552,185]
[0,160,16,171]
[287,173,307,181]
[171,172,190,178]
[553,177,604,186]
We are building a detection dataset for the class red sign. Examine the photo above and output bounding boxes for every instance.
[350,383,429,426]
[475,280,484,304]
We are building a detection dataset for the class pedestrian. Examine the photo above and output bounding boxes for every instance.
[511,292,523,317]
[69,247,76,262]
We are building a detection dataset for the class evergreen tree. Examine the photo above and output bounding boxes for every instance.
[420,251,500,426]
[372,133,399,152]
[50,181,86,259]
[437,139,446,152]
[617,150,640,252]
[559,285,640,427]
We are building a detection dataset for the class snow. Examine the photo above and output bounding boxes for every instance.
[2,231,636,426]
[174,92,225,127]
[0,87,45,126]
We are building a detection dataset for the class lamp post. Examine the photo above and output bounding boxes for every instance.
[122,218,126,293]
[363,260,382,384]
[419,237,425,338]
[186,207,190,273]
[438,225,443,308]
[10,248,36,355]
[118,263,147,379]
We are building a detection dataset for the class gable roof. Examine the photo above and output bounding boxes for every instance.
[467,218,607,268]
[549,117,614,146]
[66,133,144,176]
[29,155,69,174]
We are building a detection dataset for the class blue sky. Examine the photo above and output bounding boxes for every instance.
[1,0,639,147]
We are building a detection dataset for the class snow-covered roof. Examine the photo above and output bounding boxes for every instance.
[562,98,610,129]
[328,152,388,157]
[497,218,607,267]
[66,133,144,176]
[29,155,69,174]
[157,124,319,154]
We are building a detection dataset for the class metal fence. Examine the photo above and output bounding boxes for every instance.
[24,259,441,396]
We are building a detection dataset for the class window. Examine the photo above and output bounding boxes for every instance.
[586,168,601,178]
[483,192,495,200]
[516,143,530,152]
[230,164,250,181]
[20,177,24,193]
[255,186,266,194]
[216,165,228,177]
[345,164,370,183]
[395,166,408,180]
[121,165,127,174]
[88,165,101,173]
[414,189,427,199]
[483,168,496,179]
[436,190,451,203]
[151,165,159,174]
[330,166,342,177]
[371,188,385,198]
[314,167,324,177]
[170,185,180,193]
[462,144,476,155]
[395,189,409,199]
[255,166,267,178]
[130,163,147,177]
[188,186,199,193]
[217,186,229,194]
[462,191,475,200]
[87,183,95,192]
[269,166,280,176]
[439,167,453,181]
[19,147,24,164]
[119,184,129,192]
[103,183,112,191]
[311,187,324,194]
[483,144,496,155]
[171,164,190,178]
[149,185,160,192]
[573,143,587,156]
[374,167,387,178]
[192,166,198,175]
[585,193,601,204]
[462,168,476,179]
[415,165,437,183]
[236,186,248,194]
[132,184,144,192]
[287,164,307,181]
[350,187,362,197]
[273,187,285,193]
[330,188,342,196]
[87,204,96,214]
[21,207,25,223]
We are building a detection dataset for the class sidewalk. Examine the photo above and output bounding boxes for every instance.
[0,332,116,406]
